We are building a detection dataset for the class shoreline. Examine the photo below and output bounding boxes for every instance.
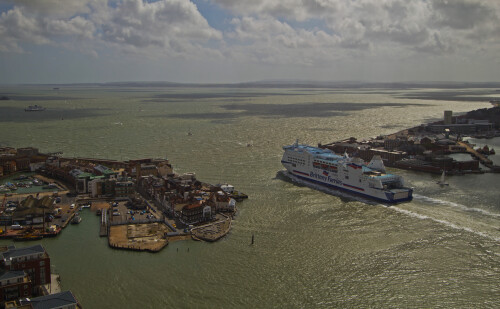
[320,106,500,175]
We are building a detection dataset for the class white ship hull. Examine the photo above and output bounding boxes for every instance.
[281,142,412,203]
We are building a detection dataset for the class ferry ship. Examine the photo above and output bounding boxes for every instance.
[281,141,413,203]
[24,105,45,111]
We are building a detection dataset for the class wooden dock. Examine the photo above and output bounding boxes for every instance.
[458,141,494,166]
[99,210,108,237]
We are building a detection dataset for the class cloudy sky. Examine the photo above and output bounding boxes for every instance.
[0,0,499,84]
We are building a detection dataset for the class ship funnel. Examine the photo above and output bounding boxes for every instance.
[368,155,386,173]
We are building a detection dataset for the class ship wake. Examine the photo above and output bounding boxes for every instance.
[280,169,500,242]
[413,193,500,218]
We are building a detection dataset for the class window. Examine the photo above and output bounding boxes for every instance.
[40,261,45,266]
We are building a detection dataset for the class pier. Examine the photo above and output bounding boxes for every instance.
[457,141,493,165]
[100,210,108,237]
[108,222,170,253]
[191,214,232,242]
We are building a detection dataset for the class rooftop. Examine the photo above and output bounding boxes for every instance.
[0,270,26,281]
[1,244,45,260]
[20,290,78,309]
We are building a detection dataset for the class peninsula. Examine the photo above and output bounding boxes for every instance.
[0,148,247,252]
[320,106,500,174]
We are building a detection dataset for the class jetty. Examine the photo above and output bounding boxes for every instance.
[191,214,232,242]
[457,141,493,166]
[108,222,169,253]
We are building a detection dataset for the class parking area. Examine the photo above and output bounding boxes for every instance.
[2,191,78,233]
[108,200,158,224]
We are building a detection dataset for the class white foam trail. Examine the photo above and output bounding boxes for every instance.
[282,170,500,242]
[413,193,500,218]
[392,206,500,242]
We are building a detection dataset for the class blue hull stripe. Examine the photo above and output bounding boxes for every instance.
[343,183,365,191]
[291,172,413,204]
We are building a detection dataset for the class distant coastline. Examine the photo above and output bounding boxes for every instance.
[1,80,499,90]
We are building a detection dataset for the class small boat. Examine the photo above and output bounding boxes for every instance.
[13,175,28,181]
[24,105,46,111]
[436,171,449,186]
[71,214,82,224]
[96,209,102,216]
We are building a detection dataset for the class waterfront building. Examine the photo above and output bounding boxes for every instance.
[180,203,213,225]
[444,110,453,125]
[88,177,115,198]
[93,165,118,179]
[12,196,54,226]
[0,245,51,292]
[16,148,39,158]
[0,270,32,303]
[18,290,79,309]
[209,191,236,212]
[427,122,494,134]
[114,180,135,198]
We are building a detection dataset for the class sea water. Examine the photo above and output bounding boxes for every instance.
[0,85,499,308]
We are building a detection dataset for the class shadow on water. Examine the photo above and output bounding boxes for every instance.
[142,91,312,102]
[395,90,499,102]
[155,102,425,120]
[0,106,111,123]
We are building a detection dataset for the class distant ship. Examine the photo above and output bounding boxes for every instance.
[281,141,413,203]
[25,105,46,111]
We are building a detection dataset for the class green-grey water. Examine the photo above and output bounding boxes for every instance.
[1,85,499,308]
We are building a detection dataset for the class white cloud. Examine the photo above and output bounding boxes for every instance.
[0,0,499,82]
[0,0,222,57]
[215,0,500,57]
[100,0,222,54]
[0,6,96,53]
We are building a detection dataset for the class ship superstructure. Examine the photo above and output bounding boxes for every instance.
[281,141,413,203]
